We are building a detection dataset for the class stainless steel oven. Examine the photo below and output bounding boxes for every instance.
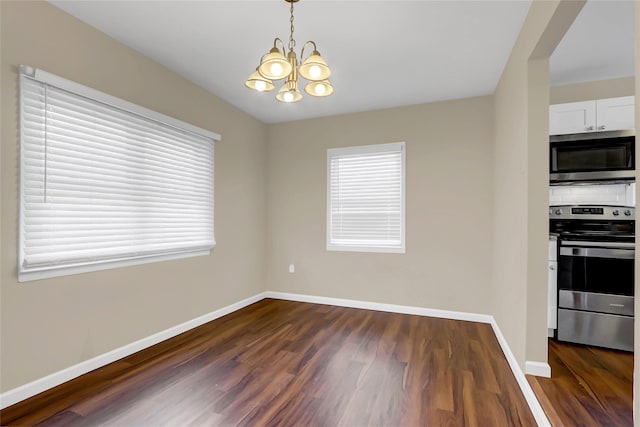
[550,205,635,351]
[550,130,635,183]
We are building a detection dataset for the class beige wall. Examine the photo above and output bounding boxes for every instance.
[266,97,495,314]
[550,76,635,104]
[526,55,552,368]
[492,0,585,368]
[1,1,266,392]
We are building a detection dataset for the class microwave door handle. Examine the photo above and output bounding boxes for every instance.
[560,247,635,259]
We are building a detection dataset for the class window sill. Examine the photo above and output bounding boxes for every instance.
[326,245,405,254]
[18,249,212,283]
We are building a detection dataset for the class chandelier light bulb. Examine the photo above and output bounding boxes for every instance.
[283,91,294,102]
[254,80,267,92]
[314,83,326,96]
[270,62,284,77]
[309,65,322,79]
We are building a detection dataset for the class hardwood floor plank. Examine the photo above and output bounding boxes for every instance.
[433,348,455,412]
[527,374,564,427]
[2,299,536,426]
[33,410,83,427]
[461,370,480,427]
[528,338,633,427]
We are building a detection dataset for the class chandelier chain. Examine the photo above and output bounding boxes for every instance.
[288,0,296,51]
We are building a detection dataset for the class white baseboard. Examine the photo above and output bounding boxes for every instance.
[0,292,267,410]
[526,360,552,378]
[263,291,494,323]
[2,289,551,427]
[265,291,550,426]
[490,320,551,427]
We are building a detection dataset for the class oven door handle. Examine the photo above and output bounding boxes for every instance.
[560,246,635,259]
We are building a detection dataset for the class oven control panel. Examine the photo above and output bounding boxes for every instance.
[571,207,604,215]
[550,205,635,220]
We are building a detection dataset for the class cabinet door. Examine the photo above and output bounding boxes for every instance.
[596,96,635,131]
[548,261,557,329]
[549,101,596,135]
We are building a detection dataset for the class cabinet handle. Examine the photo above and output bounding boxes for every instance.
[586,125,595,131]
[598,125,606,130]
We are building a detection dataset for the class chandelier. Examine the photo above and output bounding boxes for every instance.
[245,0,333,103]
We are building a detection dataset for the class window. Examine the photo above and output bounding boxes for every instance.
[327,142,406,253]
[19,66,220,282]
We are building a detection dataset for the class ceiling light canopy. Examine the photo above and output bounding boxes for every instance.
[245,0,334,103]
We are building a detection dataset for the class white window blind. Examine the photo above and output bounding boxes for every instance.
[327,142,406,253]
[19,66,220,282]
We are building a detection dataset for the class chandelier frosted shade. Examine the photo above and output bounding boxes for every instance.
[299,51,331,81]
[245,69,275,92]
[258,47,292,80]
[245,0,333,103]
[304,79,333,97]
[276,82,303,103]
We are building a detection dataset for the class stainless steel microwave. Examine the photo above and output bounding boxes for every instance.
[550,130,635,183]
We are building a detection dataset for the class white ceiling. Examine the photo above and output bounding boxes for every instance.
[551,0,635,86]
[49,0,635,124]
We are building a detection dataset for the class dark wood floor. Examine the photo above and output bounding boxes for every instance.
[527,338,633,427]
[2,299,536,426]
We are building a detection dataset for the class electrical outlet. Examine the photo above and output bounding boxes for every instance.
[288,264,295,273]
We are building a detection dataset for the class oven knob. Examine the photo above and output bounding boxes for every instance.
[613,210,620,216]
[624,210,632,216]
[554,209,562,216]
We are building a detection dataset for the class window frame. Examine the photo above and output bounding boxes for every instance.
[18,65,220,282]
[326,141,406,254]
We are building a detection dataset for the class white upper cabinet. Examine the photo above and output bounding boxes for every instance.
[595,96,636,132]
[549,96,635,135]
[549,101,596,134]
